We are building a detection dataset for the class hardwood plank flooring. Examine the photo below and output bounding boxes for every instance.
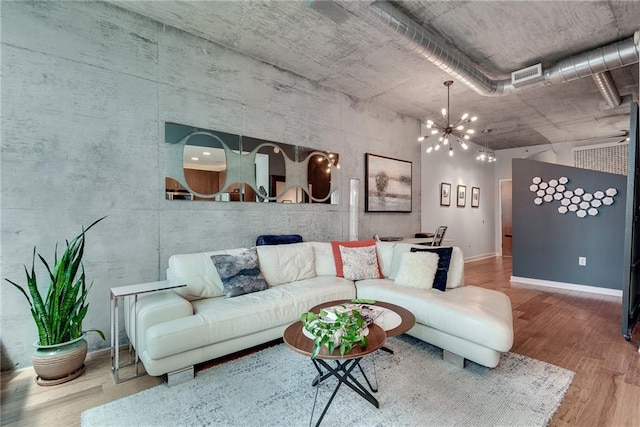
[2,256,639,426]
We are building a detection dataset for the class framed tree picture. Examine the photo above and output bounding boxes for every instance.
[440,182,451,206]
[365,153,412,212]
[457,185,466,207]
[471,186,480,208]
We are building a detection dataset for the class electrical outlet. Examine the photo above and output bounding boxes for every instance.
[578,257,586,266]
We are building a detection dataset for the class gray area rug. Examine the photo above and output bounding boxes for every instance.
[82,336,574,426]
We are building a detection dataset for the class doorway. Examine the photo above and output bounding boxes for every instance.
[500,180,513,257]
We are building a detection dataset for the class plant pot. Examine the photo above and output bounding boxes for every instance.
[32,335,87,386]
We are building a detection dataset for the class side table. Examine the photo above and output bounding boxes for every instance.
[110,280,185,383]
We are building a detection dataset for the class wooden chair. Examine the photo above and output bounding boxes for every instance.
[431,226,448,246]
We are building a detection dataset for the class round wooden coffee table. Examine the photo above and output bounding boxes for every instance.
[283,321,385,426]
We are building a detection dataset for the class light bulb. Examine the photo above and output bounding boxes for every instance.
[426,123,432,129]
[273,147,280,154]
[456,125,464,130]
[439,136,444,142]
[444,138,449,145]
[435,144,440,151]
[461,142,468,150]
[431,129,439,135]
[418,136,425,142]
[471,116,478,121]
[466,129,475,134]
[427,119,434,125]
[426,146,433,154]
[461,113,469,120]
[448,147,454,156]
[464,135,470,140]
[441,108,447,117]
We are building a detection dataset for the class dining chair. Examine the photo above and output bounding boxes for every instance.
[431,226,447,246]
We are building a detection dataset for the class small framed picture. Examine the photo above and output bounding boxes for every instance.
[440,182,451,206]
[457,185,466,207]
[471,187,480,208]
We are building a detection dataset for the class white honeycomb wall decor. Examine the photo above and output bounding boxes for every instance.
[529,176,618,218]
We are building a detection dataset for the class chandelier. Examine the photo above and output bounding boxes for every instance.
[418,80,477,157]
[476,129,496,162]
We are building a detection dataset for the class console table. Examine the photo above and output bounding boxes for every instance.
[110,280,185,383]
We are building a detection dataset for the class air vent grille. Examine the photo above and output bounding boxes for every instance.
[511,64,543,87]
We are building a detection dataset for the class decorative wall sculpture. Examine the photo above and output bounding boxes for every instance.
[529,176,618,218]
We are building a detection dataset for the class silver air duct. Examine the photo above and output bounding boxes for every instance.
[592,72,622,108]
[340,1,639,102]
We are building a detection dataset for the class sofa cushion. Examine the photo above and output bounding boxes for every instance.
[410,246,454,291]
[394,251,440,290]
[309,242,337,276]
[331,239,381,278]
[211,248,269,298]
[339,244,381,280]
[375,241,396,278]
[168,248,248,301]
[256,242,316,286]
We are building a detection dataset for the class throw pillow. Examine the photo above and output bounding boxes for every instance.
[410,246,454,291]
[210,248,268,298]
[394,252,439,289]
[339,245,381,281]
[330,239,382,278]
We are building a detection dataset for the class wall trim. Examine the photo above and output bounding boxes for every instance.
[464,252,498,263]
[510,276,622,297]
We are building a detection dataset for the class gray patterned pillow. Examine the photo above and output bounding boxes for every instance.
[210,248,268,298]
[339,245,381,281]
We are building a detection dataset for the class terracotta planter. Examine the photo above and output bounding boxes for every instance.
[32,336,87,386]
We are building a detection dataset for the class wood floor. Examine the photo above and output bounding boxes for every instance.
[2,256,639,426]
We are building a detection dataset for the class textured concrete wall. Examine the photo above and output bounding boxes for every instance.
[0,2,420,370]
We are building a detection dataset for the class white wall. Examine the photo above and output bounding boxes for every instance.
[0,2,421,370]
[420,141,496,259]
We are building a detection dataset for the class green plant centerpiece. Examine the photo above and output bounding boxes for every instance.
[301,305,369,358]
[5,217,106,386]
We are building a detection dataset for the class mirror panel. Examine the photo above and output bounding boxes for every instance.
[165,123,339,204]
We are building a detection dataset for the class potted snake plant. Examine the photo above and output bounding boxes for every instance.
[5,217,106,386]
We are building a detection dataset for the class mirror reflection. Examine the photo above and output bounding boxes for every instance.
[164,123,339,204]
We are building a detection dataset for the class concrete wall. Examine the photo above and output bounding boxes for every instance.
[0,2,420,370]
[420,140,496,260]
[512,159,627,290]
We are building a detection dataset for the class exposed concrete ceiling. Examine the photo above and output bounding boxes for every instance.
[110,0,640,151]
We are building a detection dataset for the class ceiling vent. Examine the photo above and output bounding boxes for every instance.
[511,64,543,87]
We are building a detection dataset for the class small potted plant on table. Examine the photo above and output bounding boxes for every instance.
[301,305,369,358]
[5,217,106,386]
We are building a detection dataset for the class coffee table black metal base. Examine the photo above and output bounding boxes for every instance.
[309,358,378,426]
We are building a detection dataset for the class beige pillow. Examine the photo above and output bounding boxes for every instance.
[394,252,439,289]
[339,245,381,281]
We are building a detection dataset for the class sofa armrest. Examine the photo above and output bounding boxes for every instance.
[125,290,193,355]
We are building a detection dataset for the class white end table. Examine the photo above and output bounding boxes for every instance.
[110,280,185,383]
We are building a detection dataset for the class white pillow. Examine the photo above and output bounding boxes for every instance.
[339,245,380,281]
[309,242,337,276]
[168,248,248,301]
[388,243,431,280]
[394,252,439,289]
[256,242,317,286]
[375,241,396,278]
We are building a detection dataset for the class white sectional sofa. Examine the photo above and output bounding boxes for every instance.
[128,241,513,382]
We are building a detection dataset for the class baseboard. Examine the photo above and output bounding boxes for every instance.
[464,252,498,263]
[510,276,622,297]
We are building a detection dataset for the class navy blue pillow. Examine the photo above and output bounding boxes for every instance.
[410,247,453,292]
[255,234,303,246]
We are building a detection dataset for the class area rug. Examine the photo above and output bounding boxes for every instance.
[82,336,573,426]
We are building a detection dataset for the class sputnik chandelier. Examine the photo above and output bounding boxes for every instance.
[418,80,477,157]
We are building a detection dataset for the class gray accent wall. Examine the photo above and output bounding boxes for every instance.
[512,159,627,289]
[0,2,420,370]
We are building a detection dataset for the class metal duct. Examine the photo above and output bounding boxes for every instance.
[343,0,639,100]
[592,72,622,108]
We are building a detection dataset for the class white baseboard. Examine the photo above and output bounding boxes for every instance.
[464,252,498,263]
[510,276,622,297]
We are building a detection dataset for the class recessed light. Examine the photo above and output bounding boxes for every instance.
[202,151,211,156]
[191,157,199,161]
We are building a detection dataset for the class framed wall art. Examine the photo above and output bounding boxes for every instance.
[365,153,412,212]
[457,185,466,207]
[440,182,451,206]
[471,186,480,208]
